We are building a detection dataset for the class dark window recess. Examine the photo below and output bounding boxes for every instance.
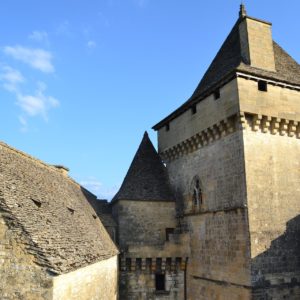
[136,258,142,270]
[191,105,197,115]
[31,198,42,208]
[193,179,203,206]
[166,228,175,241]
[67,207,75,215]
[258,80,268,92]
[155,273,165,291]
[165,123,170,131]
[92,214,97,219]
[213,89,220,100]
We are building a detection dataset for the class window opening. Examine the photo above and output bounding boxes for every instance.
[155,273,165,291]
[213,89,220,100]
[258,80,268,92]
[191,105,197,115]
[165,123,170,131]
[193,179,203,206]
[165,228,175,241]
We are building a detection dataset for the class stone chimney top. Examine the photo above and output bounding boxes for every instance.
[239,3,247,18]
[53,165,69,176]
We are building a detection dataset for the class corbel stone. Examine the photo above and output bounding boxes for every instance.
[279,119,289,136]
[237,112,247,130]
[252,114,262,131]
[271,118,281,135]
[288,121,298,137]
[211,125,220,140]
[141,258,146,271]
[261,116,272,133]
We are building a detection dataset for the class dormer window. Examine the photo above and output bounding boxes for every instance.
[213,89,220,100]
[258,80,268,92]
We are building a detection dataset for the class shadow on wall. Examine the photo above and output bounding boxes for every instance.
[251,215,300,297]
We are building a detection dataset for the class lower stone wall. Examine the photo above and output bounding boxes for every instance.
[0,215,53,300]
[252,285,300,300]
[188,277,251,300]
[53,255,118,300]
[120,270,184,300]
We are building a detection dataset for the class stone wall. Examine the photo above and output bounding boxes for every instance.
[166,131,251,298]
[0,214,53,300]
[112,200,177,249]
[157,79,239,152]
[244,130,300,295]
[120,270,184,300]
[53,255,118,300]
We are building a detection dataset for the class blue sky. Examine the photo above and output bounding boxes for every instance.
[0,1,299,199]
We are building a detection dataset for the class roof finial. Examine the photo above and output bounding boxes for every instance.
[239,2,247,18]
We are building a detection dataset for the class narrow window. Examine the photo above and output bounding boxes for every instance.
[165,123,170,131]
[191,105,197,115]
[213,89,220,100]
[193,179,203,206]
[136,258,142,270]
[165,228,175,241]
[155,273,165,291]
[258,80,268,92]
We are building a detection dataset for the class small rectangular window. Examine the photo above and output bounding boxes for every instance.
[165,228,175,241]
[213,89,220,100]
[155,273,165,291]
[165,123,170,131]
[258,80,268,92]
[191,105,197,115]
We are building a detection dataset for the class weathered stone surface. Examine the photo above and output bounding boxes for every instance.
[53,256,118,300]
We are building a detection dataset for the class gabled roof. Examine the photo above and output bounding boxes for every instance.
[112,132,174,203]
[0,141,118,275]
[153,14,300,131]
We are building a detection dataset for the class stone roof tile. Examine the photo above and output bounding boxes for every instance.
[0,141,118,275]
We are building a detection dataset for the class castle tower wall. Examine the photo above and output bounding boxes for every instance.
[157,79,252,298]
[238,77,300,299]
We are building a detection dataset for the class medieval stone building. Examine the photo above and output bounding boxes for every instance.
[108,5,300,300]
[1,4,300,300]
[0,141,118,300]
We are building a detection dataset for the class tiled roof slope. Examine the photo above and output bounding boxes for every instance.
[0,141,118,275]
[83,190,117,227]
[112,132,174,203]
[153,16,300,130]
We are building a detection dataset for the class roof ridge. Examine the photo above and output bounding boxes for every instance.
[0,141,82,190]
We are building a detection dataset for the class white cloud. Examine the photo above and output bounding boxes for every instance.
[16,82,59,120]
[29,31,49,44]
[0,66,25,92]
[80,178,119,200]
[87,40,97,49]
[3,46,54,73]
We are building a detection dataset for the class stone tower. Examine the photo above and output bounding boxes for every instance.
[153,5,300,300]
[112,132,189,299]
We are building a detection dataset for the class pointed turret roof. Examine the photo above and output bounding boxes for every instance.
[112,132,174,203]
[153,6,300,130]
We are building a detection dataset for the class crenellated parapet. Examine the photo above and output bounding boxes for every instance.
[120,256,188,272]
[160,112,300,162]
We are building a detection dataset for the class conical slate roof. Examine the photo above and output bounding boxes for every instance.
[153,11,300,130]
[112,132,174,203]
